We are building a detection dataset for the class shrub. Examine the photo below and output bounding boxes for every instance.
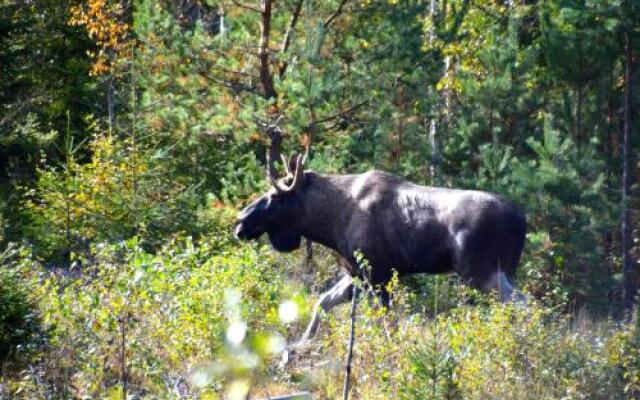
[23,129,217,262]
[7,235,307,398]
[0,245,38,361]
[2,239,637,399]
[308,279,631,400]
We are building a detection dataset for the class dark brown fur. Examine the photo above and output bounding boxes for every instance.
[236,168,527,343]
[236,169,526,297]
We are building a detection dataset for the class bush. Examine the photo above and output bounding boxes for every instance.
[2,237,637,399]
[0,245,38,361]
[23,131,212,261]
[7,235,307,398]
[308,279,632,400]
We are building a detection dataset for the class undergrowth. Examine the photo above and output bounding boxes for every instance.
[1,239,638,399]
[1,236,306,399]
[309,276,639,400]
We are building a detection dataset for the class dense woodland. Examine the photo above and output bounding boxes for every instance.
[1,0,640,398]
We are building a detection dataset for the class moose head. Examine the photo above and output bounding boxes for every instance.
[234,150,308,252]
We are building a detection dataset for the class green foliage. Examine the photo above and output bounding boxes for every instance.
[315,282,631,400]
[400,322,459,400]
[23,126,219,260]
[217,153,269,205]
[510,118,613,308]
[0,241,636,399]
[0,1,99,240]
[6,235,304,398]
[0,245,39,361]
[615,305,640,397]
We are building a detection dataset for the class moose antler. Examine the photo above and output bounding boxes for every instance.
[300,140,310,165]
[264,135,306,194]
[266,149,283,191]
[266,152,304,193]
[261,114,310,193]
[287,153,304,190]
[280,154,291,175]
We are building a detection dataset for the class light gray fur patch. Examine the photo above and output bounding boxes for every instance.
[484,271,515,302]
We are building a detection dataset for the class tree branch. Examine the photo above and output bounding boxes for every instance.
[232,0,260,13]
[198,70,259,95]
[279,0,304,78]
[313,100,367,125]
[209,65,258,78]
[257,0,282,175]
[324,0,349,28]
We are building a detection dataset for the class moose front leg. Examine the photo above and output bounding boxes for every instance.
[298,274,354,344]
[282,275,353,365]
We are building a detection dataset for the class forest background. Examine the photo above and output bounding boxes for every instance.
[1,0,640,398]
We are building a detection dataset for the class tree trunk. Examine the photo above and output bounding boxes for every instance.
[107,77,115,134]
[259,0,276,100]
[428,0,439,184]
[257,0,283,178]
[622,33,636,314]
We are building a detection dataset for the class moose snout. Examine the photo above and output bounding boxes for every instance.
[234,222,248,240]
[234,221,260,240]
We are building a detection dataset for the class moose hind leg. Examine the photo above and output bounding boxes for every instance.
[481,271,515,302]
[482,271,529,303]
[299,274,353,343]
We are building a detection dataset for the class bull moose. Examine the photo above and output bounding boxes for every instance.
[234,151,526,342]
